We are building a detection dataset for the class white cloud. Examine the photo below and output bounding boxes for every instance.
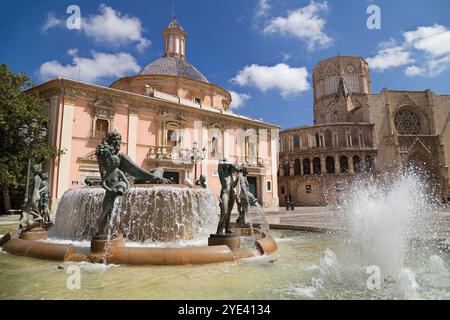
[231,63,310,98]
[281,52,292,61]
[41,13,63,32]
[67,48,79,56]
[256,0,271,18]
[405,65,425,77]
[39,51,140,83]
[263,1,332,51]
[42,5,150,51]
[229,91,251,109]
[368,24,450,77]
[366,42,414,71]
[82,4,150,51]
[404,24,450,57]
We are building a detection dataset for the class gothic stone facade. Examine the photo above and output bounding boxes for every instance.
[279,56,450,206]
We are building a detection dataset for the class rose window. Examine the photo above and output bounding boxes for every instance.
[394,110,421,134]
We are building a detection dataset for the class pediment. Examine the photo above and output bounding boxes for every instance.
[94,99,116,110]
[397,94,418,108]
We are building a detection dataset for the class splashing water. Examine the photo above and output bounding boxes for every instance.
[343,170,439,281]
[428,255,446,274]
[398,268,420,299]
[316,249,343,287]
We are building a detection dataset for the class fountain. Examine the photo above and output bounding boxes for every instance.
[0,130,277,266]
[2,132,450,298]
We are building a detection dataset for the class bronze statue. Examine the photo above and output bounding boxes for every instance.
[39,172,51,224]
[19,164,49,231]
[235,166,257,226]
[216,160,239,235]
[195,174,207,188]
[95,130,170,236]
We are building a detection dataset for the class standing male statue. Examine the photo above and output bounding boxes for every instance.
[216,160,239,235]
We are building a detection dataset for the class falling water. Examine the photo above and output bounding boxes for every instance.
[237,172,270,237]
[50,186,219,242]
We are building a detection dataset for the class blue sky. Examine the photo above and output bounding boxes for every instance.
[1,0,449,129]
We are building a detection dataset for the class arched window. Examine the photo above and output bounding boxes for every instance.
[284,161,290,176]
[166,129,178,147]
[313,157,321,174]
[326,156,335,174]
[351,128,359,146]
[293,135,300,149]
[294,159,301,175]
[301,135,309,149]
[340,156,349,173]
[211,137,218,154]
[94,119,109,140]
[208,127,223,159]
[166,122,182,148]
[315,133,320,147]
[324,75,339,95]
[353,155,361,172]
[394,110,421,134]
[339,131,346,147]
[343,72,361,93]
[303,158,311,175]
[324,129,333,147]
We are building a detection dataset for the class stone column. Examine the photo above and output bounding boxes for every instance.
[127,107,138,161]
[349,154,355,174]
[223,129,230,160]
[321,155,327,174]
[47,96,59,203]
[335,154,341,174]
[57,96,75,200]
[201,126,209,178]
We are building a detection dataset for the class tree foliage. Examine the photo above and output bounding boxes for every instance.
[0,64,61,191]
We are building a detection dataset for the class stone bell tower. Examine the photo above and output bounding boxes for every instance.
[312,56,372,124]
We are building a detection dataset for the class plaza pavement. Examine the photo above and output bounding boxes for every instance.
[2,207,450,237]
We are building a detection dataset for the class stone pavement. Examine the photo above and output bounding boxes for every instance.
[236,206,450,236]
[0,214,20,226]
[2,206,449,236]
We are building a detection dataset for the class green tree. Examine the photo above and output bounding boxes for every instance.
[0,64,61,213]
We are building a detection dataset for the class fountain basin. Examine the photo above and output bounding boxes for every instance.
[1,237,75,261]
[0,230,279,265]
[107,245,236,265]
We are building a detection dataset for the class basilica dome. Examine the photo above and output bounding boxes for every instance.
[139,56,208,83]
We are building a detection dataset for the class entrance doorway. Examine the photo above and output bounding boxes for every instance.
[247,176,257,200]
[164,171,180,184]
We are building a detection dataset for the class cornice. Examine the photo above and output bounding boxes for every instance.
[28,78,279,129]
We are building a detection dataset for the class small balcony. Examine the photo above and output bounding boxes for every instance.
[147,145,193,167]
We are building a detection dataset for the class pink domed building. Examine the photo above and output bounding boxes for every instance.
[30,17,280,214]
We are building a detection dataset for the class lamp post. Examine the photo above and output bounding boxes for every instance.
[18,119,47,212]
[283,154,290,210]
[191,141,206,181]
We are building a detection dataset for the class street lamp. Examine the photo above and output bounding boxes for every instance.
[191,141,206,181]
[283,154,290,210]
[18,119,47,212]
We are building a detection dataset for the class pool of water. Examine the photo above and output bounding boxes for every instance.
[1,229,449,300]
